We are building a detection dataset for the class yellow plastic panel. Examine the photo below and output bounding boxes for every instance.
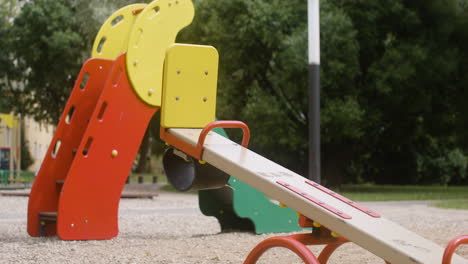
[126,0,195,107]
[91,3,147,59]
[161,44,219,128]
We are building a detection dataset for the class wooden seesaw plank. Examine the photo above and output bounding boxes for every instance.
[166,128,468,264]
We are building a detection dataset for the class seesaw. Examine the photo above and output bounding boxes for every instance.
[26,0,467,263]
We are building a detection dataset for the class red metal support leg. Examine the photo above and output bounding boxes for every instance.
[244,215,392,264]
[243,235,321,264]
[442,235,468,264]
[317,237,348,263]
[244,225,346,264]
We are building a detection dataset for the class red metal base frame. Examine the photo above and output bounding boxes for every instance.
[443,235,468,264]
[244,215,391,264]
[243,233,348,264]
[245,220,467,263]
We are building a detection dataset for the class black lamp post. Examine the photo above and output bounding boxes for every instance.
[308,0,321,183]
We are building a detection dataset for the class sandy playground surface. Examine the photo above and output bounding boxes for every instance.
[0,189,467,264]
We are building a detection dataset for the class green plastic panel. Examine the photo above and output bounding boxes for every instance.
[198,127,302,234]
[229,177,301,233]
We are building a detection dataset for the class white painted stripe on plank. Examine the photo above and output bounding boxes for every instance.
[308,0,320,64]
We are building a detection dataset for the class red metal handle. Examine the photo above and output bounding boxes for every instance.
[442,235,468,264]
[196,121,250,160]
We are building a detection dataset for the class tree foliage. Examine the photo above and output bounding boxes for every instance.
[339,0,468,185]
[178,0,310,173]
[2,0,145,123]
[0,0,18,112]
[6,0,94,123]
[1,0,467,184]
[180,0,468,185]
[2,0,154,171]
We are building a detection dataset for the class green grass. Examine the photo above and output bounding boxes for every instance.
[0,170,35,185]
[18,170,35,182]
[336,184,468,202]
[431,200,468,210]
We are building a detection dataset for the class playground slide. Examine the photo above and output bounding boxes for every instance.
[165,127,467,264]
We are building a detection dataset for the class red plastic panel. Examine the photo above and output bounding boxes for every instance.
[27,58,114,237]
[57,53,157,240]
[305,180,381,218]
[277,181,352,219]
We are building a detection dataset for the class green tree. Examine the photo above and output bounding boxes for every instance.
[7,0,93,123]
[3,0,467,185]
[180,0,468,185]
[6,0,157,173]
[338,0,468,184]
[0,0,19,113]
[179,0,308,173]
[179,0,364,181]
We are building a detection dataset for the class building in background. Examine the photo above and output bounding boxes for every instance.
[0,113,21,173]
[0,113,55,173]
[23,116,54,172]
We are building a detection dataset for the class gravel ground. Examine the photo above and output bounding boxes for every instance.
[1,191,467,264]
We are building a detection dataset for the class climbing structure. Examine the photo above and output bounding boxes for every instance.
[28,0,467,263]
[27,0,298,240]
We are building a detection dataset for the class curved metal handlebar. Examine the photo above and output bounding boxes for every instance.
[442,235,468,264]
[196,121,250,160]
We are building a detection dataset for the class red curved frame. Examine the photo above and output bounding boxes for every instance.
[244,232,393,264]
[244,233,349,264]
[160,120,250,161]
[243,235,321,264]
[245,233,468,263]
[442,235,468,264]
[318,241,348,263]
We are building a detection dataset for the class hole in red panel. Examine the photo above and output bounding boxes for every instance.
[82,137,93,156]
[97,102,108,121]
[65,106,75,124]
[52,140,62,158]
[80,73,89,90]
[111,15,124,26]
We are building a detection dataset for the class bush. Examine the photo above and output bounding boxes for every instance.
[416,143,467,185]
